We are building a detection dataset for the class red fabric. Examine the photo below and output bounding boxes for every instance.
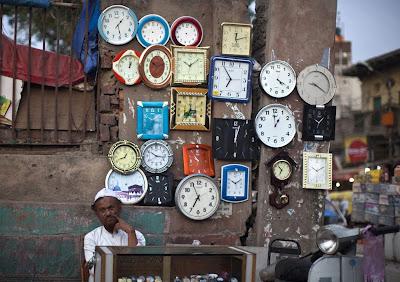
[0,34,85,87]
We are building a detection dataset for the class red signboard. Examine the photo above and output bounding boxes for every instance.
[345,136,368,164]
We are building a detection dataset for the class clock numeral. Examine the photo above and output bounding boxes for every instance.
[184,202,187,207]
[185,188,190,192]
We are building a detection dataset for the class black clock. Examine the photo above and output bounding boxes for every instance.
[213,118,259,161]
[143,173,174,206]
[302,104,336,141]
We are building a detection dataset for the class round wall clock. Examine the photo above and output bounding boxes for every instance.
[255,104,296,148]
[175,174,220,220]
[140,140,173,173]
[139,45,172,89]
[112,49,141,85]
[272,160,292,181]
[136,14,170,47]
[97,5,138,45]
[108,140,141,174]
[170,16,203,46]
[105,169,148,204]
[259,60,296,98]
[296,64,336,105]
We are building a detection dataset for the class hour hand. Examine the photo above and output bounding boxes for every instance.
[277,78,286,86]
[309,82,327,93]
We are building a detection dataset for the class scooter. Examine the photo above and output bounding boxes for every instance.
[260,224,400,282]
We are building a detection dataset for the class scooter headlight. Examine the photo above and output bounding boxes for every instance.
[316,227,339,254]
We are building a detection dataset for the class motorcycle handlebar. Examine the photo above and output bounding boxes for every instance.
[370,225,400,236]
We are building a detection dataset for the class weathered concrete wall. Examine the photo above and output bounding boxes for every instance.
[253,0,337,252]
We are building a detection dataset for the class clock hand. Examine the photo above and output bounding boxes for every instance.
[276,78,286,86]
[116,153,128,161]
[233,126,240,143]
[309,82,327,93]
[189,59,199,67]
[223,65,232,79]
[274,117,280,128]
[183,61,191,67]
[311,166,318,172]
[190,195,200,212]
[234,32,238,42]
[316,166,325,172]
[314,117,325,128]
[236,36,247,41]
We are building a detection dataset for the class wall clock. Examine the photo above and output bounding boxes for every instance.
[108,140,141,174]
[97,5,138,45]
[266,151,297,188]
[137,101,169,140]
[136,14,170,47]
[221,22,252,57]
[139,45,172,89]
[213,118,258,161]
[105,169,148,204]
[171,45,208,86]
[208,56,253,103]
[170,16,203,46]
[221,164,250,203]
[143,173,174,206]
[140,140,173,173]
[183,144,215,177]
[302,104,336,141]
[112,49,141,85]
[170,87,211,131]
[302,152,332,190]
[175,174,220,220]
[297,64,336,105]
[255,104,296,148]
[259,60,296,98]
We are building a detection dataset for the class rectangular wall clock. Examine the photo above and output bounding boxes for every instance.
[137,101,169,139]
[302,104,336,141]
[302,151,332,190]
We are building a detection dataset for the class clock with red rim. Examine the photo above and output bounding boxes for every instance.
[170,16,203,46]
[139,45,172,89]
[112,49,141,85]
[183,144,215,177]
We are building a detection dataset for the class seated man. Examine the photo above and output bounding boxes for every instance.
[82,188,146,282]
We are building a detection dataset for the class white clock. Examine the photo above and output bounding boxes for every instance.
[140,140,173,173]
[112,49,141,85]
[170,16,203,46]
[209,56,253,103]
[221,164,249,203]
[136,14,170,47]
[97,5,138,45]
[255,104,296,148]
[175,174,220,220]
[259,60,296,98]
[105,169,148,204]
[302,152,332,190]
[297,64,336,105]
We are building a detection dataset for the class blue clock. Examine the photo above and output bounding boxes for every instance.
[221,164,250,203]
[136,14,170,47]
[137,101,169,140]
[208,56,253,103]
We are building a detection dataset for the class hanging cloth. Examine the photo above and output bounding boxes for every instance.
[0,0,51,8]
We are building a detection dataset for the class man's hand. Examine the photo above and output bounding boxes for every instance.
[113,215,133,234]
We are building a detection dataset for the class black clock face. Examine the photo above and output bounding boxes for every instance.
[302,105,336,141]
[213,118,259,160]
[143,173,174,206]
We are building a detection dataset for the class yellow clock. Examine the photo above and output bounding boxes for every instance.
[170,87,211,131]
[171,45,209,85]
[221,22,252,57]
[108,140,141,174]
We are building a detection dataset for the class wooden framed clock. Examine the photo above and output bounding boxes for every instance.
[221,22,252,57]
[266,151,297,188]
[139,45,172,89]
[302,104,336,141]
[171,45,209,86]
[170,16,203,46]
[170,87,211,131]
[137,101,169,140]
[112,49,141,85]
[183,144,215,177]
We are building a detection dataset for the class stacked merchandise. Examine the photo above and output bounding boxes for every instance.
[352,182,400,225]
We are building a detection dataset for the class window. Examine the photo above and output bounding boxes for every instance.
[372,97,381,126]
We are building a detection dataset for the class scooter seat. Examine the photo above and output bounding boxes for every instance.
[275,256,312,282]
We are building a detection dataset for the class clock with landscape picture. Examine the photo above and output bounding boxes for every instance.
[213,118,259,161]
[137,101,169,140]
[302,104,336,141]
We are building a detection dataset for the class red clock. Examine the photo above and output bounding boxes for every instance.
[170,16,203,47]
[182,144,215,177]
[112,49,141,85]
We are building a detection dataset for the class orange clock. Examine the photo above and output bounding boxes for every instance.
[182,144,215,177]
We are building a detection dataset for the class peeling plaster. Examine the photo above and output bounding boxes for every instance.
[284,227,290,232]
[225,102,246,119]
[296,227,301,234]
[296,198,304,208]
[287,208,295,216]
[127,97,135,120]
[303,142,318,152]
[312,225,320,232]
[123,113,127,124]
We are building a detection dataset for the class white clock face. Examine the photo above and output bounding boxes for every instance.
[105,169,148,204]
[272,160,292,181]
[141,140,173,173]
[175,174,220,220]
[255,104,296,148]
[141,48,171,87]
[113,53,140,85]
[297,65,336,105]
[260,60,296,98]
[303,152,332,190]
[211,58,251,101]
[227,170,246,197]
[98,5,137,45]
[307,157,327,185]
[174,50,206,83]
[141,21,165,44]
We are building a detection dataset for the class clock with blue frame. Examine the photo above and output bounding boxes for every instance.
[136,14,170,47]
[221,164,250,203]
[137,101,169,140]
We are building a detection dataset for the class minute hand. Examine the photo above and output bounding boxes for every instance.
[309,82,327,93]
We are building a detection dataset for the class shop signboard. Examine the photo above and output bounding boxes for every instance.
[345,136,368,164]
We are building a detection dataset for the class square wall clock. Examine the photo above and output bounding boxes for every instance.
[137,101,169,140]
[170,87,211,131]
[302,104,336,141]
[221,22,252,57]
[183,144,215,177]
[221,164,250,203]
[302,151,332,190]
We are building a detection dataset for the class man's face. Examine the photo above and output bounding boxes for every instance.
[93,197,121,229]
